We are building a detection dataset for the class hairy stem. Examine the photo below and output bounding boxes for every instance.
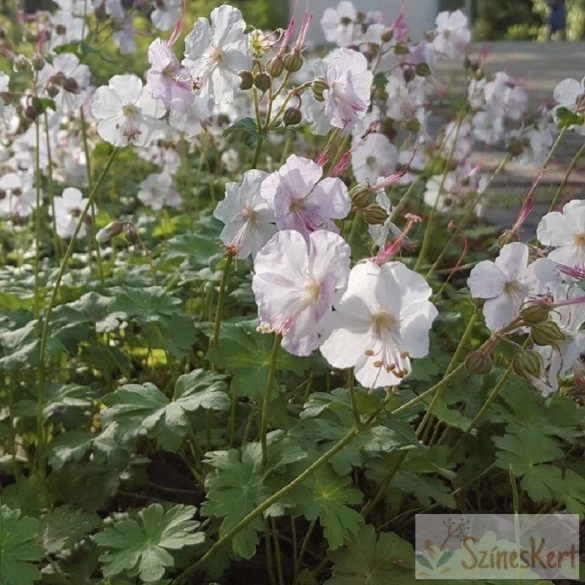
[260,333,282,464]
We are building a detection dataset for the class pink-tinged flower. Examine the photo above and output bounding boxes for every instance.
[182,5,252,104]
[320,260,438,388]
[214,169,275,259]
[53,187,93,238]
[537,199,585,269]
[351,133,398,184]
[468,242,559,331]
[320,1,357,47]
[91,74,166,147]
[433,10,470,60]
[151,0,182,32]
[261,154,351,239]
[252,229,351,356]
[553,76,585,135]
[113,16,136,55]
[484,72,527,121]
[146,39,193,110]
[319,48,373,131]
[137,172,181,211]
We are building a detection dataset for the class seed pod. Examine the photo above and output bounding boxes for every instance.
[283,107,302,126]
[364,204,388,225]
[283,50,303,73]
[32,55,45,71]
[513,350,543,380]
[239,71,253,90]
[520,303,550,325]
[531,321,565,347]
[253,72,272,93]
[268,56,285,78]
[465,350,492,375]
[312,80,328,102]
[349,184,375,209]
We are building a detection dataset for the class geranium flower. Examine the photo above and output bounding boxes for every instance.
[151,0,182,31]
[261,154,351,239]
[252,229,351,356]
[113,16,136,55]
[468,242,559,331]
[432,10,470,59]
[553,76,585,135]
[320,260,438,388]
[146,39,193,110]
[0,171,38,220]
[53,187,93,238]
[182,5,252,104]
[484,72,527,121]
[214,169,275,259]
[351,133,398,184]
[137,173,181,211]
[91,74,166,147]
[537,199,585,269]
[320,1,357,47]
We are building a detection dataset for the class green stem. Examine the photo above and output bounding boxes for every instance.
[211,254,234,348]
[293,518,316,583]
[548,140,585,212]
[38,148,118,370]
[271,518,285,585]
[34,120,42,320]
[347,369,361,428]
[251,136,264,169]
[260,333,282,465]
[43,113,62,261]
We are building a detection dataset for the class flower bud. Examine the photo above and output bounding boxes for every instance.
[239,71,253,90]
[415,62,431,77]
[405,118,421,134]
[268,56,285,78]
[24,104,39,121]
[125,223,139,244]
[403,66,415,83]
[312,80,328,102]
[349,184,375,209]
[465,350,492,375]
[32,54,45,71]
[283,50,303,73]
[393,43,410,55]
[13,55,32,73]
[96,221,124,244]
[531,321,565,347]
[380,28,393,43]
[253,72,272,93]
[520,303,550,325]
[513,350,543,380]
[364,205,388,225]
[47,84,60,98]
[63,77,80,94]
[283,107,302,126]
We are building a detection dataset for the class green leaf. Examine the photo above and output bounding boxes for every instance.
[556,106,584,129]
[0,505,46,585]
[49,430,94,471]
[101,370,228,451]
[39,506,100,554]
[94,504,204,582]
[223,117,260,148]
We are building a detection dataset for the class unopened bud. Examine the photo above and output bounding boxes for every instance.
[47,84,59,98]
[96,221,124,244]
[364,204,389,225]
[415,62,431,77]
[349,184,375,208]
[63,77,80,94]
[405,118,421,134]
[125,223,139,244]
[393,43,410,55]
[283,107,302,126]
[13,55,32,73]
[465,350,492,375]
[403,66,415,83]
[239,71,253,90]
[520,303,550,325]
[513,350,543,380]
[268,56,284,78]
[283,50,303,73]
[380,28,393,43]
[312,80,328,102]
[531,321,565,347]
[253,72,271,93]
[32,55,45,71]
[24,104,39,121]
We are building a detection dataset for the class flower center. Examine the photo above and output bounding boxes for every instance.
[242,206,258,223]
[289,198,305,213]
[503,280,523,296]
[372,311,396,337]
[574,233,585,247]
[366,155,377,169]
[210,45,224,64]
[303,279,321,303]
[122,104,139,118]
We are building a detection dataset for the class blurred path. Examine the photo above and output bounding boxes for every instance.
[436,42,585,233]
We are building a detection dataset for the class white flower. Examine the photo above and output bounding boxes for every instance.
[221,148,240,173]
[368,191,402,252]
[472,111,504,144]
[182,5,252,104]
[433,10,470,60]
[351,133,397,184]
[261,154,351,239]
[49,8,86,51]
[537,199,585,269]
[37,53,91,112]
[484,72,527,121]
[214,169,275,259]
[0,171,38,220]
[151,0,182,31]
[53,187,93,238]
[91,74,166,147]
[168,95,211,138]
[320,1,357,47]
[468,242,559,331]
[113,17,136,55]
[0,72,15,125]
[385,73,426,123]
[317,48,373,132]
[137,173,181,211]
[252,229,351,356]
[553,76,585,135]
[320,260,438,388]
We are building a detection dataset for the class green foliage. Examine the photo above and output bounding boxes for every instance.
[93,504,204,582]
